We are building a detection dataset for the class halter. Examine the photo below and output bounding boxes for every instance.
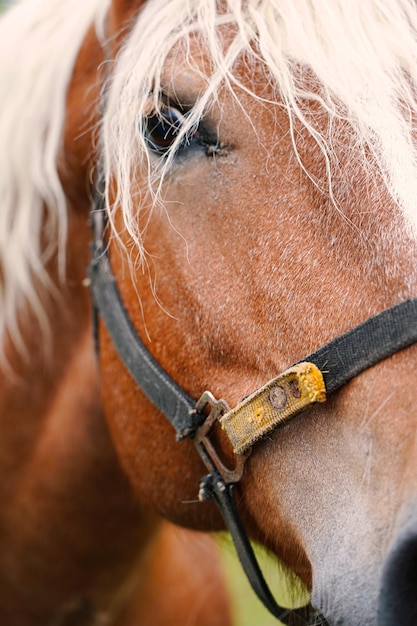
[89,191,417,626]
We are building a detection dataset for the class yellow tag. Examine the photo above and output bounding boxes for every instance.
[220,362,326,454]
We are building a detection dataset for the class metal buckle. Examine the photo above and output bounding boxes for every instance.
[193,391,251,491]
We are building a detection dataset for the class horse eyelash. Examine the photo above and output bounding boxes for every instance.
[143,95,222,157]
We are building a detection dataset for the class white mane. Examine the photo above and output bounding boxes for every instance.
[2,0,417,357]
[0,0,108,357]
[104,0,417,252]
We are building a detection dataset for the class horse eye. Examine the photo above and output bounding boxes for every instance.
[144,105,187,153]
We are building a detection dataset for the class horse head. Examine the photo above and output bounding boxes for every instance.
[2,0,417,624]
[93,2,417,623]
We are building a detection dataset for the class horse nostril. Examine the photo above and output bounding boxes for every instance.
[378,517,417,626]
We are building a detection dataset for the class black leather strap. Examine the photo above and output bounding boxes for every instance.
[90,234,417,435]
[90,209,417,431]
[88,217,328,623]
[89,237,197,440]
[305,298,417,393]
[200,473,327,625]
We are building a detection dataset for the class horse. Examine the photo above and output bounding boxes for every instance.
[1,0,417,624]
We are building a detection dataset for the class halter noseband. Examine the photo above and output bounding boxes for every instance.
[89,195,417,626]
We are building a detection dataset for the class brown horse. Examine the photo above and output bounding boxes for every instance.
[2,0,417,624]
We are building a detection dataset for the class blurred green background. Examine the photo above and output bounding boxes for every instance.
[220,536,310,626]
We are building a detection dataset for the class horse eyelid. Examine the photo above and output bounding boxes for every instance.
[143,94,220,157]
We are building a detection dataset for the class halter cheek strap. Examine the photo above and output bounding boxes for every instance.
[89,202,417,626]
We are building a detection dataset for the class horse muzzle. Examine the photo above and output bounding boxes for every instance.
[378,510,417,625]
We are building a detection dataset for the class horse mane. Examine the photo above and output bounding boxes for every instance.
[0,0,109,360]
[104,0,417,249]
[2,0,417,358]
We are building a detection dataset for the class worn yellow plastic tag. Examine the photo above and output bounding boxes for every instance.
[220,362,326,454]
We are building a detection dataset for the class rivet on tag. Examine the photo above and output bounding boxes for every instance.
[269,386,287,410]
[289,378,301,398]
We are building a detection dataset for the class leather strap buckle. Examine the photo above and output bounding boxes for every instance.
[193,391,250,496]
